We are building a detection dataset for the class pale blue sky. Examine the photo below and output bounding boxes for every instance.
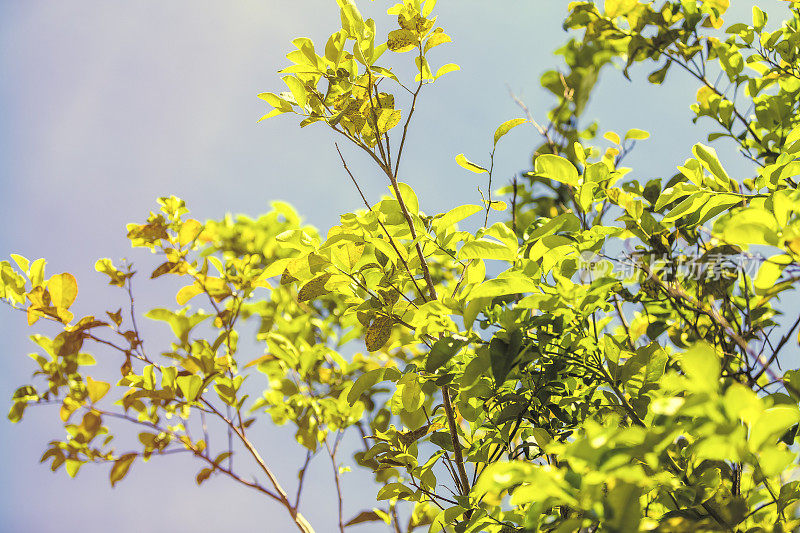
[0,1,788,532]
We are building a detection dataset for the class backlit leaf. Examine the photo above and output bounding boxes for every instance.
[86,376,111,403]
[48,273,78,310]
[534,154,579,186]
[455,153,487,174]
[176,284,203,306]
[365,316,393,352]
[493,118,527,146]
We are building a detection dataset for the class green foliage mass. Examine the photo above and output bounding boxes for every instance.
[5,0,800,531]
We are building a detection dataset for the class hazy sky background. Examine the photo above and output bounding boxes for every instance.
[0,1,789,532]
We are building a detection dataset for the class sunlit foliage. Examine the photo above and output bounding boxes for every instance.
[5,1,800,531]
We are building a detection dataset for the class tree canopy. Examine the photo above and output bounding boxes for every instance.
[5,0,800,531]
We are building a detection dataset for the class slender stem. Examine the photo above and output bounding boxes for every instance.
[125,275,149,361]
[94,408,285,504]
[613,295,634,350]
[201,399,314,533]
[752,313,800,381]
[334,143,427,302]
[441,387,471,497]
[294,450,314,509]
[393,46,425,179]
[484,149,496,227]
[324,435,346,533]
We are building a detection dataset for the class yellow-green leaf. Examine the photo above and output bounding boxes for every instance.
[424,32,451,53]
[176,284,203,306]
[178,219,203,247]
[468,274,537,299]
[624,128,650,141]
[48,273,78,310]
[86,376,111,403]
[177,375,203,402]
[377,108,402,132]
[10,254,30,274]
[459,239,516,261]
[282,76,308,108]
[436,204,482,230]
[434,63,459,79]
[493,118,527,146]
[455,153,487,174]
[603,131,621,145]
[534,154,579,186]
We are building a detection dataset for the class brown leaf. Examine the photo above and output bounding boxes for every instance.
[297,273,332,302]
[344,510,383,527]
[387,29,418,52]
[365,316,393,352]
[398,424,431,446]
[151,261,180,279]
[110,453,136,487]
[106,309,123,327]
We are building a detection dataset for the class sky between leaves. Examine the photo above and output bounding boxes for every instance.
[0,0,787,531]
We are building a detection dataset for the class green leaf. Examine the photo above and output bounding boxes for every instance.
[490,337,514,386]
[534,154,579,186]
[455,153,487,174]
[605,0,639,17]
[435,204,482,231]
[344,511,384,527]
[469,272,537,299]
[750,406,800,450]
[459,238,516,262]
[603,131,620,145]
[10,254,29,274]
[606,482,642,532]
[647,61,671,84]
[754,254,792,293]
[624,128,650,141]
[95,258,129,287]
[680,343,720,392]
[376,482,413,500]
[394,182,419,215]
[463,296,491,331]
[493,118,527,146]
[377,108,402,132]
[346,367,401,405]
[426,336,467,372]
[717,208,780,246]
[282,76,308,108]
[693,143,731,186]
[177,375,203,402]
[28,258,45,286]
[752,5,766,30]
